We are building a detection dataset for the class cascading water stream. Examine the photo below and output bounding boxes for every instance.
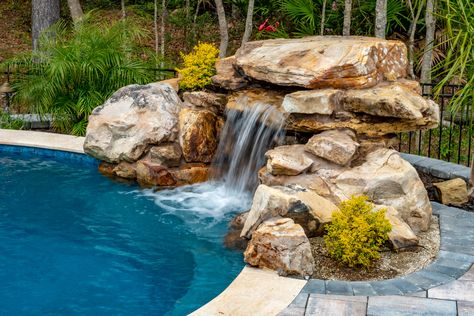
[142,102,285,221]
[211,103,286,196]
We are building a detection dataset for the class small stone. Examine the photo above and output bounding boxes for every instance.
[113,161,137,179]
[265,145,314,176]
[98,161,116,176]
[305,129,359,166]
[244,217,314,277]
[149,143,182,167]
[224,211,249,250]
[136,160,176,186]
[433,178,468,206]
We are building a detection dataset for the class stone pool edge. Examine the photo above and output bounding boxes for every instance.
[0,129,306,316]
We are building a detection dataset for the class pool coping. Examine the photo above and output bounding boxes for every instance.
[2,129,473,316]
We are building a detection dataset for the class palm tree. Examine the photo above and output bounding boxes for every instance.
[406,0,425,79]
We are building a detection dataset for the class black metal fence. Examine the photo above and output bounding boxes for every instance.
[398,83,473,167]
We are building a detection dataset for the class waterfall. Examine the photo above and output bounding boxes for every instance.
[212,103,286,196]
[147,103,285,219]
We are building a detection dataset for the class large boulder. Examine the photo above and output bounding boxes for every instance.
[305,129,359,166]
[235,36,407,89]
[148,143,182,167]
[84,83,182,163]
[179,108,219,163]
[244,217,314,277]
[335,148,432,232]
[241,184,338,238]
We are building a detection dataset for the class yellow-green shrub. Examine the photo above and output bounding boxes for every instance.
[324,196,391,268]
[176,42,219,90]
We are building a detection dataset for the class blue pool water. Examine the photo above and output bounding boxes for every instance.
[0,150,247,315]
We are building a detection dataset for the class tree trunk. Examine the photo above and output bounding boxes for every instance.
[241,0,254,46]
[421,0,436,83]
[215,0,228,58]
[374,0,387,38]
[67,0,83,22]
[121,0,126,19]
[154,0,159,55]
[161,0,166,67]
[407,0,424,79]
[343,0,352,36]
[320,0,327,35]
[32,0,60,51]
[232,4,239,20]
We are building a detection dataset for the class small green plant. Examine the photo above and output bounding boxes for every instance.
[324,196,391,268]
[0,111,24,130]
[176,42,219,91]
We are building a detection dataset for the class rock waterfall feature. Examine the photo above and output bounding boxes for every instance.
[84,36,440,278]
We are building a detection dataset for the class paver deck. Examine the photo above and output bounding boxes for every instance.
[279,203,474,316]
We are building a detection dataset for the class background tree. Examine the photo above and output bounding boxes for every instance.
[343,0,352,36]
[420,0,436,83]
[320,0,327,35]
[374,0,387,38]
[67,0,83,23]
[32,0,60,51]
[406,0,425,79]
[215,0,228,58]
[241,0,255,45]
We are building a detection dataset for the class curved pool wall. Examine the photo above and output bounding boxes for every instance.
[0,130,243,315]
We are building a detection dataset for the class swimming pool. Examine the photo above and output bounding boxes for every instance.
[0,148,246,315]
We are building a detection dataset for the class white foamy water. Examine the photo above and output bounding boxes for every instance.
[141,181,252,221]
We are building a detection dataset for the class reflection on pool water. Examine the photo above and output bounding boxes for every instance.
[0,151,248,315]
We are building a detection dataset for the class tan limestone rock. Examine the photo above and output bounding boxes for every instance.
[182,91,228,114]
[342,83,435,120]
[169,163,209,185]
[244,217,315,277]
[179,108,218,163]
[136,160,176,186]
[149,143,182,167]
[281,89,342,115]
[335,148,432,232]
[235,36,407,89]
[113,161,137,179]
[305,129,359,165]
[375,205,419,250]
[84,83,181,163]
[211,56,248,90]
[433,178,469,206]
[158,78,180,92]
[265,145,314,176]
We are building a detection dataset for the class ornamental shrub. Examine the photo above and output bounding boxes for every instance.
[176,42,219,91]
[324,196,391,268]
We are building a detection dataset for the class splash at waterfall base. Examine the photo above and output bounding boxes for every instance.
[83,36,440,279]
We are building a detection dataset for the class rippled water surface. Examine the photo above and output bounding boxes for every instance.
[0,152,247,315]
